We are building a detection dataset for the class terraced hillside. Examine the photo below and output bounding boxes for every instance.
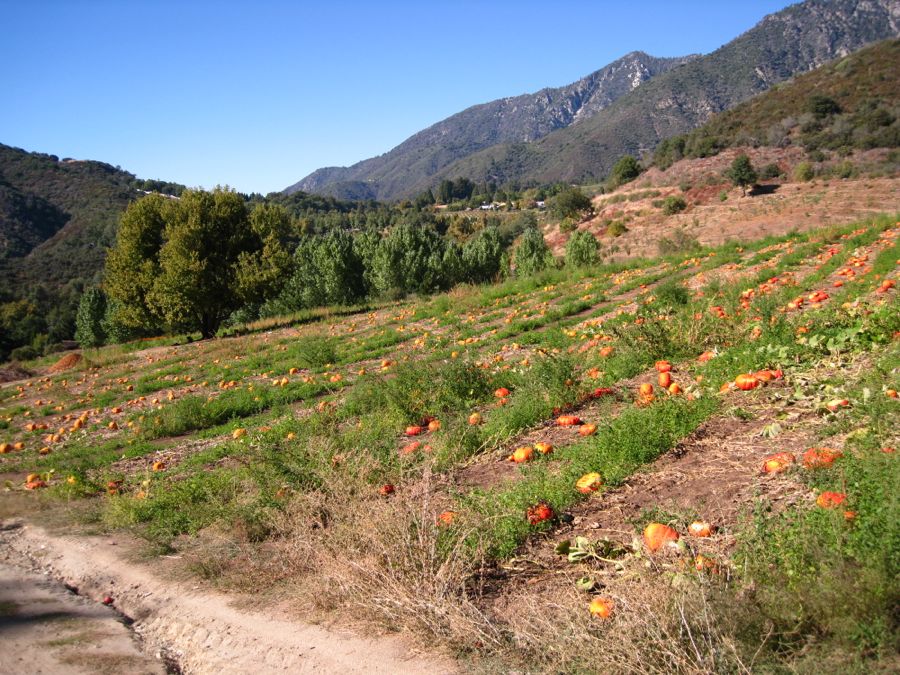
[1,215,898,672]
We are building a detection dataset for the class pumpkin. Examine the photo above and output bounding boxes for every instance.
[468,412,482,425]
[802,447,843,469]
[556,414,582,426]
[658,372,672,389]
[399,441,422,455]
[232,428,247,439]
[578,423,597,436]
[734,374,759,391]
[437,511,456,526]
[405,425,424,436]
[427,419,442,432]
[0,443,11,454]
[643,522,679,552]
[575,472,603,494]
[599,346,614,358]
[688,521,713,537]
[697,351,715,362]
[668,383,682,395]
[39,446,51,455]
[762,452,795,473]
[25,478,47,490]
[816,491,847,508]
[379,484,395,496]
[693,555,717,572]
[526,501,554,525]
[534,441,553,455]
[589,597,614,619]
[494,387,510,398]
[655,360,672,373]
[638,383,654,398]
[825,398,849,412]
[510,446,534,463]
[152,461,166,471]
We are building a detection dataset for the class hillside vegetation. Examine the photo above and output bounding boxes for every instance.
[1,212,897,672]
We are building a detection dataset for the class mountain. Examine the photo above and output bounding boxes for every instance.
[290,0,900,200]
[650,37,900,164]
[286,51,699,200]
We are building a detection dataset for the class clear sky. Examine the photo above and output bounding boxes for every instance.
[2,0,794,195]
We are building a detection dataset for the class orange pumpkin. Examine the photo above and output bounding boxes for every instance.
[578,423,597,436]
[655,360,672,373]
[427,419,441,432]
[638,383,654,397]
[405,425,424,436]
[575,472,603,494]
[643,522,679,552]
[510,446,534,463]
[688,521,713,537]
[762,452,795,474]
[534,442,553,455]
[589,597,614,619]
[526,501,554,525]
[802,447,843,469]
[437,510,456,526]
[556,414,582,426]
[468,412,482,425]
[816,491,847,509]
[734,374,759,391]
[494,387,510,398]
[599,346,614,358]
[658,372,672,389]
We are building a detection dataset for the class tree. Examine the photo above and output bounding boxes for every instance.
[105,188,272,339]
[610,155,642,186]
[565,231,600,268]
[74,288,107,348]
[371,223,449,297]
[725,154,758,196]
[234,203,293,307]
[551,187,593,221]
[514,228,553,277]
[103,193,168,335]
[462,226,504,283]
[437,180,454,204]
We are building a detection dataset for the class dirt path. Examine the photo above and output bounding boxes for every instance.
[0,522,457,675]
[0,525,166,674]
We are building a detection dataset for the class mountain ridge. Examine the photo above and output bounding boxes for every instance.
[289,0,900,200]
[286,51,699,199]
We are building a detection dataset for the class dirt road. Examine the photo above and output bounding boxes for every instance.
[0,521,456,674]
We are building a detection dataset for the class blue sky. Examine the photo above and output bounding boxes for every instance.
[2,0,794,194]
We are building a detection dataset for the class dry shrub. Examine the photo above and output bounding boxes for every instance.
[48,351,82,373]
[274,468,505,652]
[496,570,754,674]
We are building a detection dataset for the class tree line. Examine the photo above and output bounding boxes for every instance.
[72,187,602,348]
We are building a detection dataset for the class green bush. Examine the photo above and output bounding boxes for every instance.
[794,161,815,182]
[661,196,687,216]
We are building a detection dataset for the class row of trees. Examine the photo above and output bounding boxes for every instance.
[77,188,604,347]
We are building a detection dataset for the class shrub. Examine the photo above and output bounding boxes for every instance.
[74,288,107,348]
[794,161,815,182]
[513,228,553,277]
[759,162,782,179]
[565,231,600,268]
[661,196,687,216]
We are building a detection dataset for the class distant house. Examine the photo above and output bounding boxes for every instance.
[535,200,546,209]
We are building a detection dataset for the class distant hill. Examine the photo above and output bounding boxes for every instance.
[650,38,900,166]
[286,51,699,200]
[290,0,900,201]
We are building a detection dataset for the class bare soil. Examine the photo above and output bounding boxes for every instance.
[0,522,458,674]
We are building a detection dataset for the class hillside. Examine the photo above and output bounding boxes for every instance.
[287,52,697,200]
[652,38,900,165]
[1,212,897,672]
[293,0,900,201]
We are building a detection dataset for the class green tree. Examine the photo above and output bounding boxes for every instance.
[371,223,449,297]
[462,226,504,283]
[234,203,293,307]
[105,188,272,339]
[610,155,642,185]
[74,288,107,348]
[725,154,758,196]
[103,193,168,335]
[551,187,593,220]
[565,231,600,268]
[514,228,552,277]
[437,179,454,204]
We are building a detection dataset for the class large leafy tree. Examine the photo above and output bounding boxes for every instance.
[105,188,286,339]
